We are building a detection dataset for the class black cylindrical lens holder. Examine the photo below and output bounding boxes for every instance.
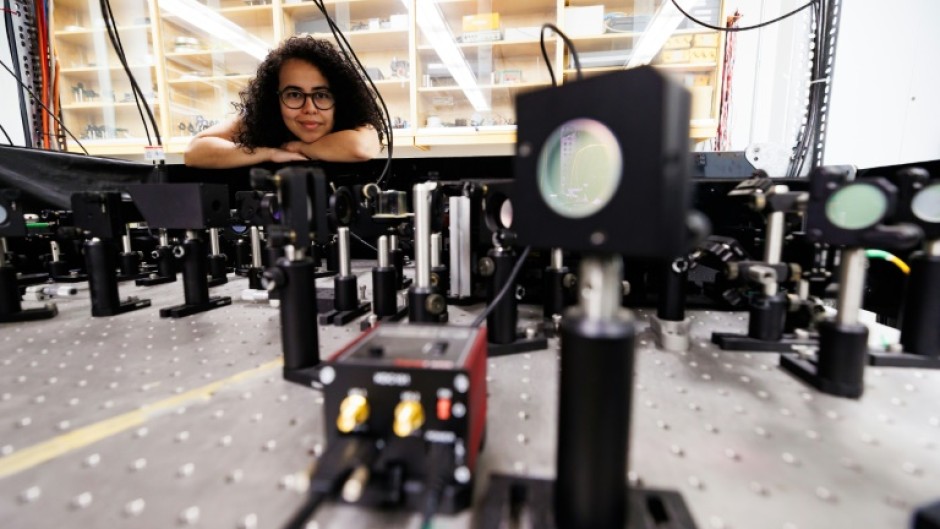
[747,292,788,341]
[234,239,251,270]
[543,266,572,319]
[278,258,320,372]
[120,252,140,277]
[326,239,340,273]
[372,266,397,317]
[487,247,517,345]
[657,261,688,322]
[408,286,440,323]
[208,254,227,281]
[391,246,405,288]
[334,274,358,312]
[155,246,175,277]
[816,320,867,398]
[0,266,22,314]
[86,239,121,317]
[47,259,70,278]
[900,254,940,357]
[181,237,210,306]
[556,309,635,529]
[248,267,264,290]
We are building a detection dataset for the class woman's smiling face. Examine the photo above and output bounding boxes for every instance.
[278,58,335,143]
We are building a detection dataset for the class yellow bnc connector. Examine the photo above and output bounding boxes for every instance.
[336,394,370,433]
[393,400,425,438]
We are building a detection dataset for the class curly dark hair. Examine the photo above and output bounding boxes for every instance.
[233,36,384,150]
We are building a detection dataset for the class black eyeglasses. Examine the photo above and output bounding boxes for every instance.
[278,88,335,110]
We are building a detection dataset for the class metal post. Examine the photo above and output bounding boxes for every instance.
[413,183,433,289]
[122,224,132,253]
[836,248,866,326]
[250,226,262,268]
[338,227,351,277]
[764,211,784,265]
[209,228,221,256]
[550,248,564,270]
[378,235,389,268]
[430,232,441,268]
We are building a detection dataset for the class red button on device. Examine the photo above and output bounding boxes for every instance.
[436,398,451,421]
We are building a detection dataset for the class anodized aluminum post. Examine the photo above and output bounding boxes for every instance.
[556,254,634,529]
[181,230,210,306]
[275,241,321,377]
[408,183,445,323]
[334,227,358,311]
[390,234,405,288]
[371,235,397,316]
[764,210,785,265]
[414,183,432,290]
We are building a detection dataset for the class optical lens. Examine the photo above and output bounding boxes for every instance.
[911,182,940,223]
[825,183,888,230]
[537,118,622,219]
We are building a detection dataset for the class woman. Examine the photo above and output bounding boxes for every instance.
[185,36,383,168]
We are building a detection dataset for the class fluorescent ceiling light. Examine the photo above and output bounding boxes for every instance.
[415,0,490,112]
[160,0,269,60]
[626,0,703,68]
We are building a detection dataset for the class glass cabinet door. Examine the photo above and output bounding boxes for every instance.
[562,0,724,140]
[279,0,415,143]
[156,0,276,149]
[53,0,161,154]
[414,0,557,146]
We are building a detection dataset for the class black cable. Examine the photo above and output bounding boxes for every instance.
[104,0,161,147]
[420,443,454,529]
[788,0,829,176]
[98,0,151,146]
[471,245,531,328]
[349,229,377,252]
[5,0,31,147]
[0,122,12,145]
[0,58,89,154]
[99,0,162,146]
[313,0,393,187]
[281,491,327,529]
[540,23,582,86]
[671,0,819,32]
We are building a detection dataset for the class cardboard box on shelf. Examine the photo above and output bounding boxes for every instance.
[462,13,500,32]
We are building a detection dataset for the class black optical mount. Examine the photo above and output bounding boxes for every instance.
[41,216,88,283]
[0,190,58,322]
[780,166,922,399]
[869,167,940,369]
[361,234,408,331]
[206,227,228,287]
[159,230,232,318]
[542,247,577,336]
[481,231,547,357]
[124,184,232,319]
[409,183,448,324]
[711,178,817,353]
[320,227,371,326]
[136,228,177,286]
[650,256,692,352]
[72,191,151,317]
[250,165,331,387]
[115,223,147,282]
[485,66,700,529]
